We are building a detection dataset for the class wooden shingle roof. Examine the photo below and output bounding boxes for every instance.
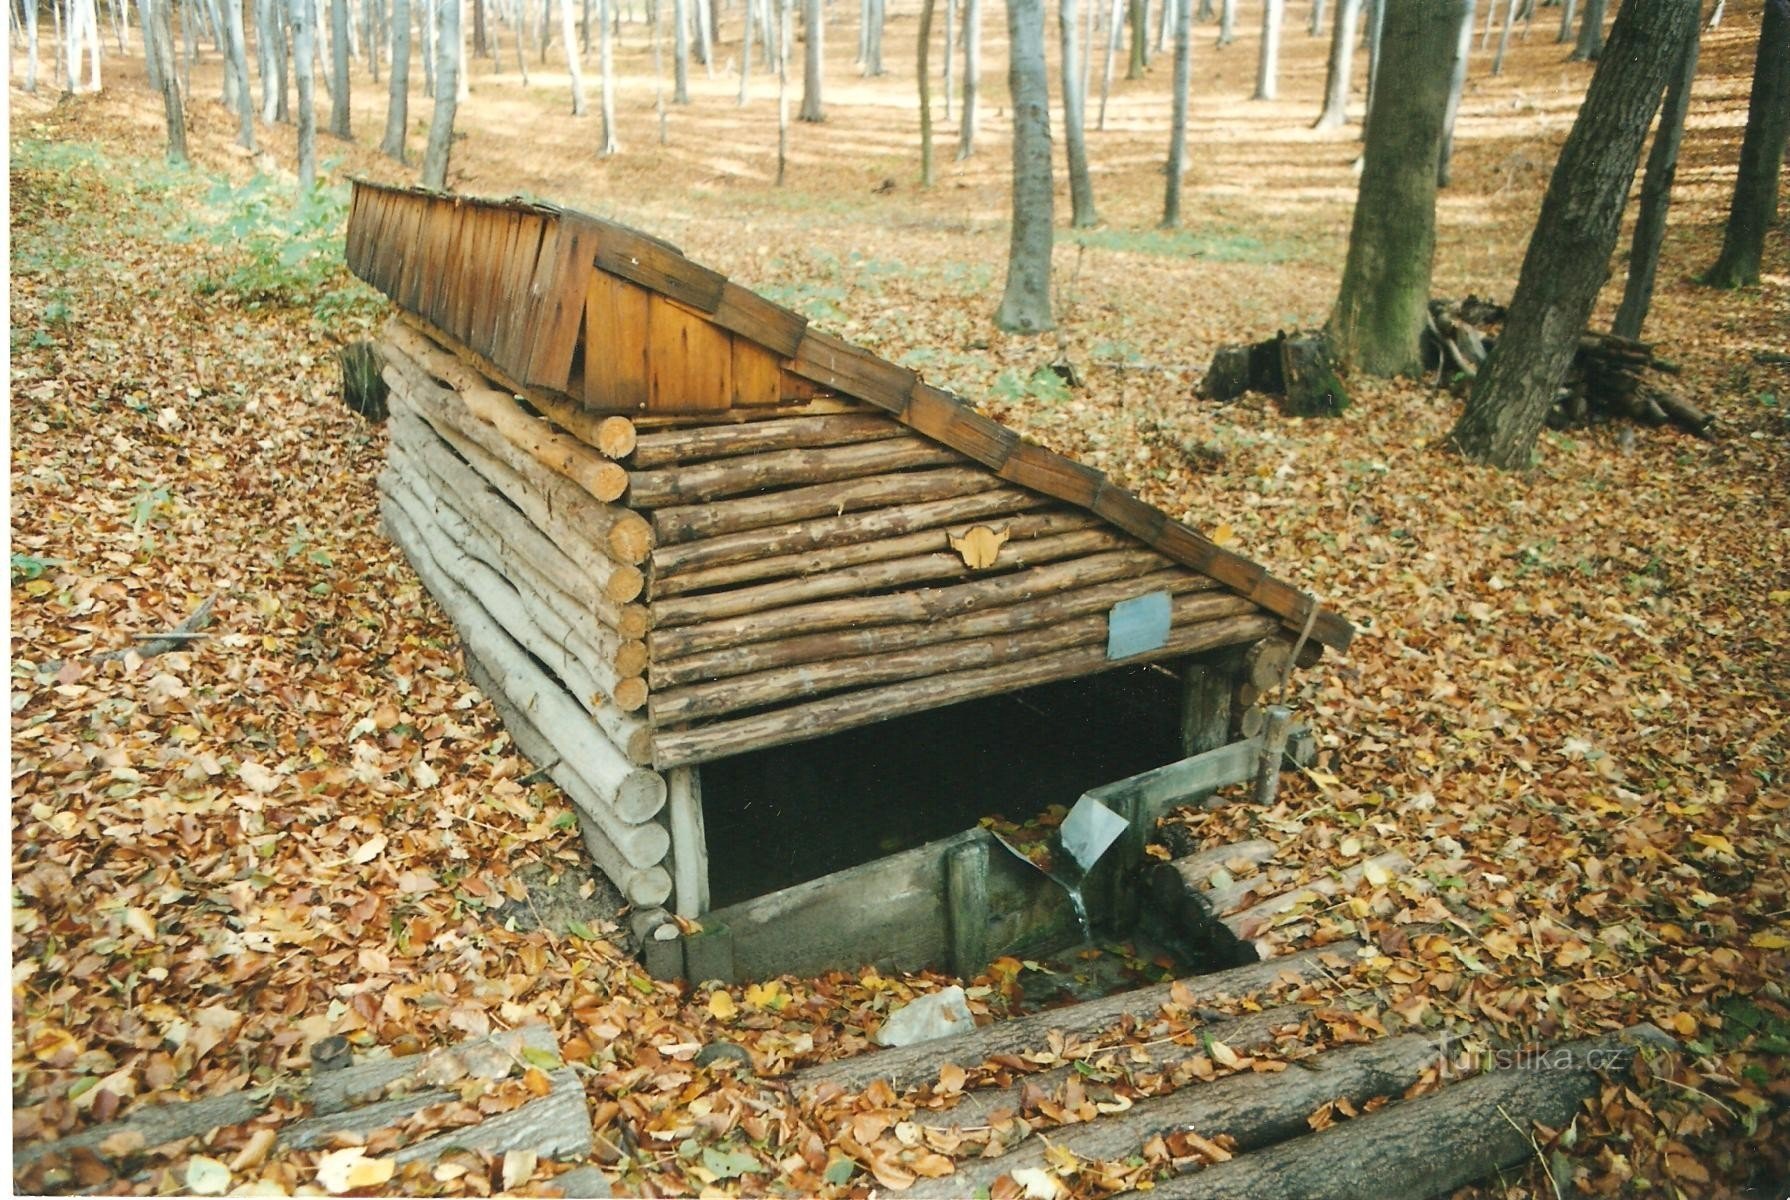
[345,179,1353,653]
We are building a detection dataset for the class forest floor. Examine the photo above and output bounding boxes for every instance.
[9,2,1790,1196]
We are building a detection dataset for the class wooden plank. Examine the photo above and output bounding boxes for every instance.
[789,328,916,415]
[523,213,598,393]
[731,335,785,406]
[904,384,1018,469]
[1083,737,1263,825]
[584,270,652,411]
[1092,479,1168,543]
[626,435,964,508]
[997,443,1106,507]
[629,412,906,468]
[648,295,734,412]
[596,224,726,311]
[651,465,998,543]
[1181,648,1241,757]
[712,280,808,357]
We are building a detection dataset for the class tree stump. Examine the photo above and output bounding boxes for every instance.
[338,340,390,423]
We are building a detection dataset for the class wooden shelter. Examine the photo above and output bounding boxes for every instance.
[345,180,1352,980]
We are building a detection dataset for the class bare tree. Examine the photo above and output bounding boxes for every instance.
[1328,0,1463,376]
[799,0,821,118]
[561,0,585,113]
[918,0,936,183]
[1097,0,1119,127]
[151,0,187,158]
[291,0,317,184]
[1252,0,1281,98]
[597,0,615,149]
[1702,0,1788,288]
[943,0,955,116]
[420,0,459,187]
[778,0,791,176]
[24,0,38,91]
[224,0,255,145]
[1360,0,1382,137]
[860,0,880,72]
[1613,20,1698,338]
[1060,0,1096,224]
[329,0,351,134]
[1308,0,1323,36]
[1160,0,1191,226]
[738,0,754,102]
[1568,0,1600,60]
[1436,0,1472,186]
[995,0,1053,331]
[1126,0,1142,75]
[1554,0,1573,43]
[672,0,687,99]
[1313,0,1360,130]
[1449,0,1699,467]
[1216,0,1231,46]
[958,0,980,154]
[382,0,410,157]
[1489,0,1514,74]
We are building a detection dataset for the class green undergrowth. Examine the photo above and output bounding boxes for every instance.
[1067,223,1301,264]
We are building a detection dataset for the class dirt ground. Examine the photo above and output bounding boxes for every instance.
[9,0,1790,1195]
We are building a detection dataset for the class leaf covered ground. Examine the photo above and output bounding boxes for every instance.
[9,5,1790,1197]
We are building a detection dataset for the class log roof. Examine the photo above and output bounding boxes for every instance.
[344,179,1353,653]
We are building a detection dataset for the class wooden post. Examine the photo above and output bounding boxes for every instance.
[1252,704,1293,806]
[945,839,990,978]
[1101,788,1147,934]
[666,766,710,919]
[1179,648,1238,756]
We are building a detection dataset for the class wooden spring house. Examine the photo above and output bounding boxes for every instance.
[345,180,1353,981]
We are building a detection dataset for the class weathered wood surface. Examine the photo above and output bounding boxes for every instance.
[653,614,1280,767]
[908,1030,1448,1199]
[625,436,966,507]
[651,594,1262,724]
[649,465,1001,543]
[628,412,906,468]
[1148,1029,1674,1200]
[1084,738,1264,824]
[794,943,1359,1096]
[651,569,1211,690]
[666,766,709,919]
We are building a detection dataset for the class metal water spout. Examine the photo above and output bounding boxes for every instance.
[991,794,1130,942]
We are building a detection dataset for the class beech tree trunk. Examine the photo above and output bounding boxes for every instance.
[560,0,584,112]
[776,0,789,175]
[861,0,880,73]
[381,0,410,159]
[25,0,39,92]
[1436,0,1472,186]
[672,0,687,100]
[918,0,934,182]
[291,0,317,183]
[1160,0,1191,226]
[1126,0,1142,76]
[1360,0,1382,135]
[597,0,615,149]
[152,0,188,159]
[1555,0,1573,42]
[994,0,1053,332]
[329,0,351,133]
[738,0,753,101]
[1252,0,1280,99]
[1449,0,1700,468]
[1311,0,1359,130]
[1097,0,1119,127]
[1702,0,1788,289]
[1489,0,1514,74]
[1060,0,1097,225]
[943,0,955,117]
[420,0,459,187]
[224,0,256,145]
[1613,20,1698,338]
[1216,0,1231,45]
[957,0,979,155]
[1568,0,1600,60]
[1328,0,1462,376]
[799,0,820,119]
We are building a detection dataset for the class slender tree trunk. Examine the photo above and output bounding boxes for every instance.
[918,0,935,183]
[1702,0,1788,288]
[25,0,38,91]
[561,0,584,113]
[1437,0,1473,186]
[513,0,528,82]
[1328,0,1463,376]
[995,0,1053,332]
[52,0,63,91]
[420,0,458,187]
[82,0,100,90]
[1555,0,1573,43]
[672,0,686,99]
[1160,0,1190,226]
[152,0,188,158]
[798,0,820,119]
[310,0,329,102]
[1097,0,1118,127]
[369,0,382,81]
[777,0,790,175]
[1060,0,1096,224]
[328,0,350,133]
[224,0,255,144]
[381,0,409,157]
[275,0,291,116]
[1252,0,1280,98]
[1360,0,1381,136]
[455,0,465,96]
[1312,0,1359,130]
[862,0,880,72]
[1158,0,1173,52]
[1308,0,1322,35]
[1568,0,1599,60]
[1613,21,1697,338]
[855,0,866,63]
[1126,0,1142,75]
[957,0,978,154]
[1449,0,1699,467]
[1490,0,1514,73]
[1707,0,1723,29]
[650,0,665,137]
[696,0,713,74]
[290,0,317,182]
[1215,0,1231,46]
[421,0,434,92]
[943,0,955,117]
[597,0,615,147]
[737,0,752,102]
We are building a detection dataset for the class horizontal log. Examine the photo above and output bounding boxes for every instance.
[792,943,1359,1096]
[652,526,1136,630]
[653,612,1281,767]
[1224,851,1411,941]
[380,496,671,864]
[648,547,1175,661]
[384,373,651,635]
[628,413,907,468]
[908,1031,1448,1200]
[1151,1029,1674,1200]
[383,457,653,748]
[625,436,965,508]
[387,321,629,503]
[651,568,1209,689]
[653,509,1096,599]
[650,465,1001,544]
[651,593,1262,724]
[651,486,1052,578]
[1169,840,1279,891]
[380,345,654,572]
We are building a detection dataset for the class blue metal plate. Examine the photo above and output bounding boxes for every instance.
[1106,591,1173,660]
